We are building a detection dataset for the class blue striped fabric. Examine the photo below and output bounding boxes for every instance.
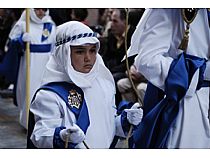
[30,44,52,53]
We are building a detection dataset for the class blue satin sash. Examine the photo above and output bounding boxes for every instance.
[132,53,207,148]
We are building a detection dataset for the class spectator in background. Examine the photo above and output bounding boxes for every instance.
[96,9,115,57]
[102,9,143,106]
[100,8,115,38]
[71,9,89,25]
[97,8,107,27]
[117,65,147,103]
[128,9,144,27]
[117,9,146,104]
[49,9,72,26]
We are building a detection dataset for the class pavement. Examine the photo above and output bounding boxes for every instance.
[0,95,27,148]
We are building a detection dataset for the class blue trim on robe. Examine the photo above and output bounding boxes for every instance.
[30,44,52,53]
[131,53,207,148]
[40,82,90,134]
[53,126,77,149]
[53,126,67,148]
[16,34,52,53]
[121,111,130,135]
[117,100,134,115]
[109,100,135,148]
[41,23,53,42]
[19,33,52,52]
[27,82,90,149]
[117,100,134,134]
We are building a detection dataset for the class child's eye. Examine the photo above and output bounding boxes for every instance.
[75,50,84,54]
[90,48,96,54]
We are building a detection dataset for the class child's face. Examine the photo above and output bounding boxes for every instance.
[34,9,46,19]
[70,44,97,73]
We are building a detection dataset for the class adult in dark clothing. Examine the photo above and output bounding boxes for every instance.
[49,9,72,26]
[71,9,88,25]
[102,9,140,106]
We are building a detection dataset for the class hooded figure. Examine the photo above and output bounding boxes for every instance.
[28,21,143,148]
[129,9,210,148]
[8,9,56,129]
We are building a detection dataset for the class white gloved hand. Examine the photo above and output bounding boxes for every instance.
[59,124,85,144]
[124,103,143,126]
[22,32,32,42]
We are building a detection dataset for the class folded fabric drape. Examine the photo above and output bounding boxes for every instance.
[132,52,207,148]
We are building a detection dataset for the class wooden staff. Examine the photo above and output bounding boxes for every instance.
[123,8,143,148]
[25,8,30,129]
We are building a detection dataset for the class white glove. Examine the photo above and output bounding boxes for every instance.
[59,124,85,144]
[22,32,32,42]
[124,103,143,126]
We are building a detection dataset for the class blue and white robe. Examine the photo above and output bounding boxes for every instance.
[8,11,56,129]
[28,81,132,148]
[130,9,210,148]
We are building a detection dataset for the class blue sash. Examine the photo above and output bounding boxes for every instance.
[29,44,52,53]
[15,32,53,53]
[40,82,90,133]
[27,82,90,148]
[132,53,207,148]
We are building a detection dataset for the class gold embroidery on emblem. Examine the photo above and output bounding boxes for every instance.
[68,89,82,109]
[42,29,49,38]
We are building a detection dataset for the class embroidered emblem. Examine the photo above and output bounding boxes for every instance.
[68,89,82,109]
[42,28,50,38]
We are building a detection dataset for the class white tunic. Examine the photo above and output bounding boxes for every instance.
[9,10,56,129]
[130,9,210,148]
[30,77,117,148]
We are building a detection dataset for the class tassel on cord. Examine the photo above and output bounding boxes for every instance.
[178,24,190,52]
[178,8,198,52]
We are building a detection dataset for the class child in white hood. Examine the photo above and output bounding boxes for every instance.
[27,21,143,149]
